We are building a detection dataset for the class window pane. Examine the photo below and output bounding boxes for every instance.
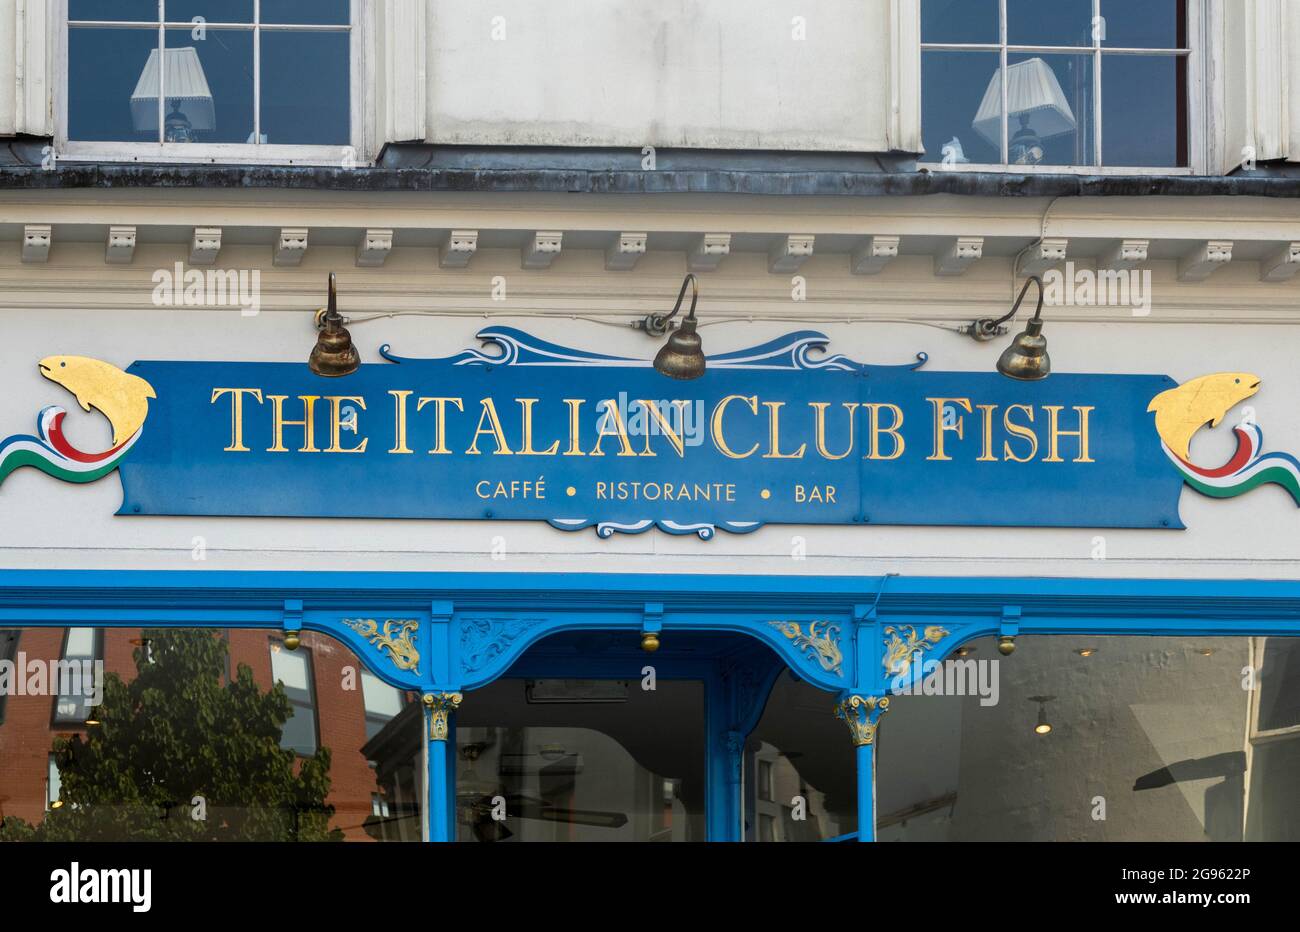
[1101,0,1184,48]
[63,628,95,657]
[67,27,160,141]
[922,50,1002,164]
[1007,53,1094,167]
[69,0,158,21]
[271,643,310,690]
[261,0,350,25]
[161,28,253,143]
[746,672,854,842]
[921,0,998,45]
[361,671,403,719]
[259,30,350,145]
[53,695,88,722]
[165,2,254,24]
[53,629,97,724]
[281,701,317,756]
[878,636,1300,841]
[1258,638,1300,732]
[1007,0,1094,47]
[46,755,61,810]
[1102,54,1185,167]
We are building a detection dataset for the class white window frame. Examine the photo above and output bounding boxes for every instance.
[919,0,1205,175]
[1247,636,1300,746]
[54,0,369,167]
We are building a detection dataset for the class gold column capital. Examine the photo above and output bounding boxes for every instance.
[834,694,890,747]
[422,691,463,742]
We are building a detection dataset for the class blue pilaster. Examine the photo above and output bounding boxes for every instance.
[423,691,462,842]
[835,693,890,842]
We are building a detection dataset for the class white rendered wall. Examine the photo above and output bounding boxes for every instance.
[425,0,911,152]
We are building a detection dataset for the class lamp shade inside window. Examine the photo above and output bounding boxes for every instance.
[130,47,215,138]
[972,57,1077,154]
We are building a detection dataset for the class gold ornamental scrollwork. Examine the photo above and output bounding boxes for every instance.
[882,624,950,679]
[343,618,421,676]
[422,692,463,742]
[770,620,843,677]
[834,695,890,747]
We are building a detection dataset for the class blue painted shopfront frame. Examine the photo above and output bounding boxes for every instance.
[1,569,1298,842]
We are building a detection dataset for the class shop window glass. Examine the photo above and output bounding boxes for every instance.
[456,678,706,842]
[745,672,855,842]
[877,635,1298,841]
[0,627,417,841]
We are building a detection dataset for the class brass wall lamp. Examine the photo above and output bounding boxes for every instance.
[308,272,361,377]
[968,274,1051,381]
[636,274,706,380]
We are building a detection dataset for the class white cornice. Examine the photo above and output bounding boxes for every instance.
[0,190,1297,319]
[0,245,1296,324]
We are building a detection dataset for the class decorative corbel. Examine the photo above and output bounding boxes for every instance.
[274,228,308,267]
[22,224,51,263]
[642,602,663,652]
[999,605,1021,656]
[522,231,563,269]
[282,598,303,651]
[190,227,222,265]
[440,230,478,269]
[105,225,137,265]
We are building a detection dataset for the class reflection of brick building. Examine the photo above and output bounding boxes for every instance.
[0,627,408,840]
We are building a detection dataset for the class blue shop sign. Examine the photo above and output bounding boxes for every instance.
[4,329,1294,537]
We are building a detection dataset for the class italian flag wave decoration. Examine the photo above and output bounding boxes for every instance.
[0,406,141,486]
[1162,421,1300,505]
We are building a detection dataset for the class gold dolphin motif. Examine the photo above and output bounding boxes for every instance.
[38,355,156,445]
[1147,372,1260,460]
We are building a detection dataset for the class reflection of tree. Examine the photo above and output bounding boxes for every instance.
[0,629,342,842]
